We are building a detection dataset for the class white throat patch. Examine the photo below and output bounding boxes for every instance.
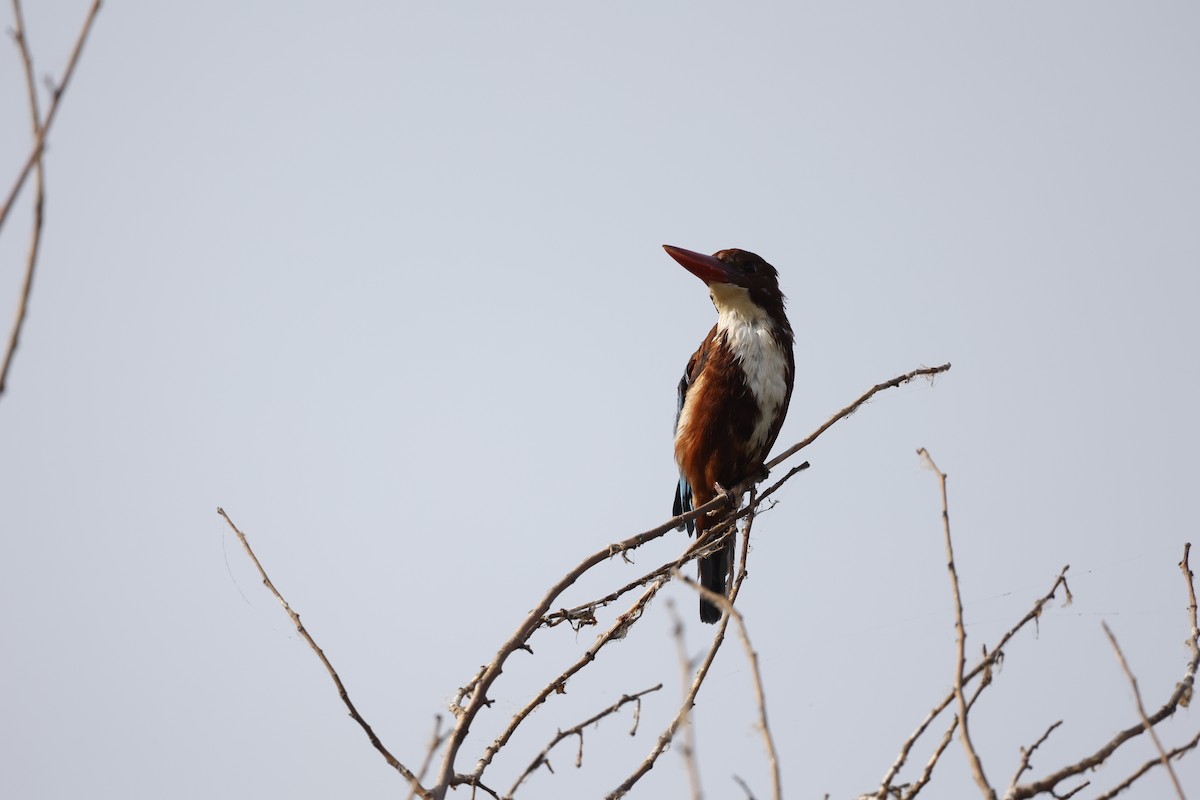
[710,284,790,451]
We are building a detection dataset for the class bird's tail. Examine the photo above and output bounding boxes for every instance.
[698,537,731,624]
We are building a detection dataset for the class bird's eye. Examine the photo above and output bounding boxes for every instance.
[742,262,758,274]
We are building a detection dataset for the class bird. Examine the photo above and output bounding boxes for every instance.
[664,244,795,623]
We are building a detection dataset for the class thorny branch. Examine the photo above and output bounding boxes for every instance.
[504,684,661,798]
[471,576,671,780]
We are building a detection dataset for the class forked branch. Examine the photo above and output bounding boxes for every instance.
[2,0,102,399]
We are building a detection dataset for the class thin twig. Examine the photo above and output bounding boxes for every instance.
[470,577,671,783]
[606,511,766,799]
[407,716,448,800]
[1093,730,1200,800]
[1181,541,1199,697]
[666,600,704,800]
[216,508,428,798]
[504,684,662,798]
[541,523,731,630]
[902,675,990,800]
[543,463,803,632]
[606,594,731,799]
[432,524,687,797]
[733,774,757,799]
[0,0,99,234]
[678,574,782,800]
[1101,622,1186,799]
[453,775,501,800]
[918,449,995,800]
[1005,720,1062,795]
[766,363,951,470]
[1,0,48,399]
[901,716,954,800]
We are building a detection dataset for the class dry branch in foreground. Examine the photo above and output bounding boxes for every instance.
[223,364,973,799]
[867,453,1199,800]
[1,0,102,400]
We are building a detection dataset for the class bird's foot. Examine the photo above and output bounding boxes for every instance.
[713,481,744,508]
[607,542,635,564]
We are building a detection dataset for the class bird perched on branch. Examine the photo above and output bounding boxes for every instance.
[665,245,795,623]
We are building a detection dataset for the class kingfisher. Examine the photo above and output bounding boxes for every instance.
[665,244,795,623]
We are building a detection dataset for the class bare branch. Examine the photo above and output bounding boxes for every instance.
[1007,543,1199,799]
[666,600,704,800]
[407,716,448,800]
[900,716,955,800]
[1093,730,1200,800]
[1005,721,1062,795]
[504,684,662,798]
[767,363,951,470]
[875,566,1070,798]
[470,577,671,781]
[902,675,990,800]
[733,774,757,799]
[431,523,686,797]
[606,595,731,799]
[1101,622,1186,799]
[1,0,47,399]
[918,449,996,800]
[215,508,428,798]
[0,0,99,233]
[1181,541,1199,699]
[453,775,501,800]
[540,524,728,631]
[678,573,782,800]
[606,509,768,799]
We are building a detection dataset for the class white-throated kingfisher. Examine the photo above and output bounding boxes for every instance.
[665,245,795,623]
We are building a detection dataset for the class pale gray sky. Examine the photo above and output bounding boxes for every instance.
[1,3,1197,798]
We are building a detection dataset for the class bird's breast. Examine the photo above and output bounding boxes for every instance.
[674,324,792,487]
[717,319,791,453]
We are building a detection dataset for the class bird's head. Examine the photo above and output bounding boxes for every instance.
[663,244,790,332]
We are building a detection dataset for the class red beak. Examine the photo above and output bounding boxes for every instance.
[663,244,736,285]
